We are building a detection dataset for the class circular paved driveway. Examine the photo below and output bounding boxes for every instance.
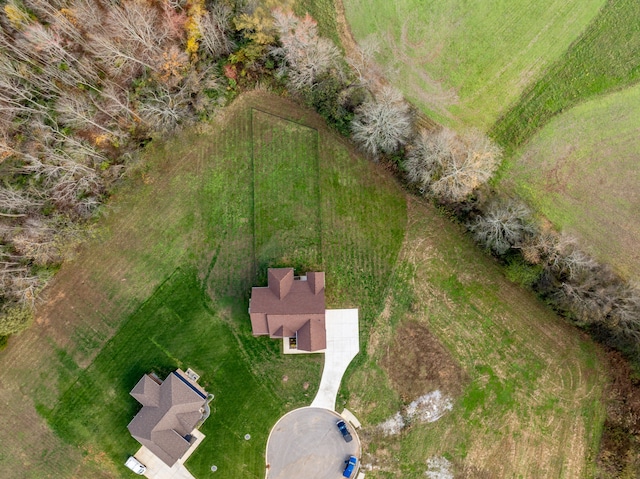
[266,407,360,479]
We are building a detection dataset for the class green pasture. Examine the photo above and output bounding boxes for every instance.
[342,0,604,129]
[491,0,640,151]
[0,92,406,478]
[347,199,607,478]
[500,84,640,280]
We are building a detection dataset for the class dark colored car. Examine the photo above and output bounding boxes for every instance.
[336,420,353,442]
[343,455,357,478]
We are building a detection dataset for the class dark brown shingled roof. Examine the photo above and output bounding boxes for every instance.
[127,370,208,466]
[249,268,326,352]
[297,316,326,351]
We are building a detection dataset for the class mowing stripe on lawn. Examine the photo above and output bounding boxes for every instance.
[251,109,322,271]
[491,0,640,151]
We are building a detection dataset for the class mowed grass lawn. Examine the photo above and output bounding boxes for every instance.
[500,84,640,280]
[342,0,604,129]
[0,92,406,479]
[253,110,321,270]
[491,0,640,151]
[48,269,303,477]
[347,199,607,478]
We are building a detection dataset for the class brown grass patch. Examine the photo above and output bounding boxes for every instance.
[381,320,467,401]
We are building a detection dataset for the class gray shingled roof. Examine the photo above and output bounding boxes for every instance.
[127,370,208,466]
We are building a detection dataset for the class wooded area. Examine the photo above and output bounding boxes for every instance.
[0,0,233,333]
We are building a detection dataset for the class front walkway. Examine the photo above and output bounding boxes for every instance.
[134,429,204,479]
[310,308,359,410]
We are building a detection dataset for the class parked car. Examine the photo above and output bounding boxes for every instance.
[336,419,353,442]
[124,456,146,475]
[343,455,357,478]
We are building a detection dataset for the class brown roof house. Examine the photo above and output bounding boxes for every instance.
[127,369,209,466]
[249,268,326,352]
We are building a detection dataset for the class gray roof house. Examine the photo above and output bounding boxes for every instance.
[249,268,326,352]
[127,369,208,466]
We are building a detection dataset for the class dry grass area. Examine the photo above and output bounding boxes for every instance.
[347,197,608,478]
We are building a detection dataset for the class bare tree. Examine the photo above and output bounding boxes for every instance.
[55,92,113,135]
[347,34,380,86]
[90,81,142,131]
[18,22,99,89]
[272,9,341,90]
[198,3,234,59]
[80,0,172,78]
[0,186,42,216]
[138,82,191,132]
[546,234,599,281]
[351,86,412,158]
[0,54,52,121]
[554,265,640,340]
[406,127,501,202]
[469,200,536,255]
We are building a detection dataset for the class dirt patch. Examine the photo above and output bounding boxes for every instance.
[597,349,640,478]
[381,320,468,400]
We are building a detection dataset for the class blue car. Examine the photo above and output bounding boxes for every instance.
[343,455,357,478]
[336,420,353,442]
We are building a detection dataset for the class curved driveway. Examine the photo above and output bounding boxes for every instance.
[310,309,359,410]
[266,408,360,479]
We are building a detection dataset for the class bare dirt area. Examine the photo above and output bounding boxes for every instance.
[381,320,467,401]
[597,350,640,478]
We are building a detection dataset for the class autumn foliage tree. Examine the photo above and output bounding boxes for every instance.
[0,0,232,337]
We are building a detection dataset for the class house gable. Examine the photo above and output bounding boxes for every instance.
[127,369,208,466]
[249,268,327,352]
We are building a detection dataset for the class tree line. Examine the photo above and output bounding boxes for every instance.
[2,0,639,373]
[0,0,236,336]
[267,9,640,366]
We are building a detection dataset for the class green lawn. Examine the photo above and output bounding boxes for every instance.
[47,269,321,478]
[253,110,321,270]
[0,92,406,478]
[342,0,604,129]
[491,0,640,151]
[346,199,607,478]
[499,84,640,280]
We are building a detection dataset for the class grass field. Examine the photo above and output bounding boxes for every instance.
[346,198,607,478]
[296,0,342,49]
[342,0,604,129]
[491,0,640,151]
[253,110,321,270]
[0,92,406,478]
[499,84,640,280]
[47,269,312,477]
